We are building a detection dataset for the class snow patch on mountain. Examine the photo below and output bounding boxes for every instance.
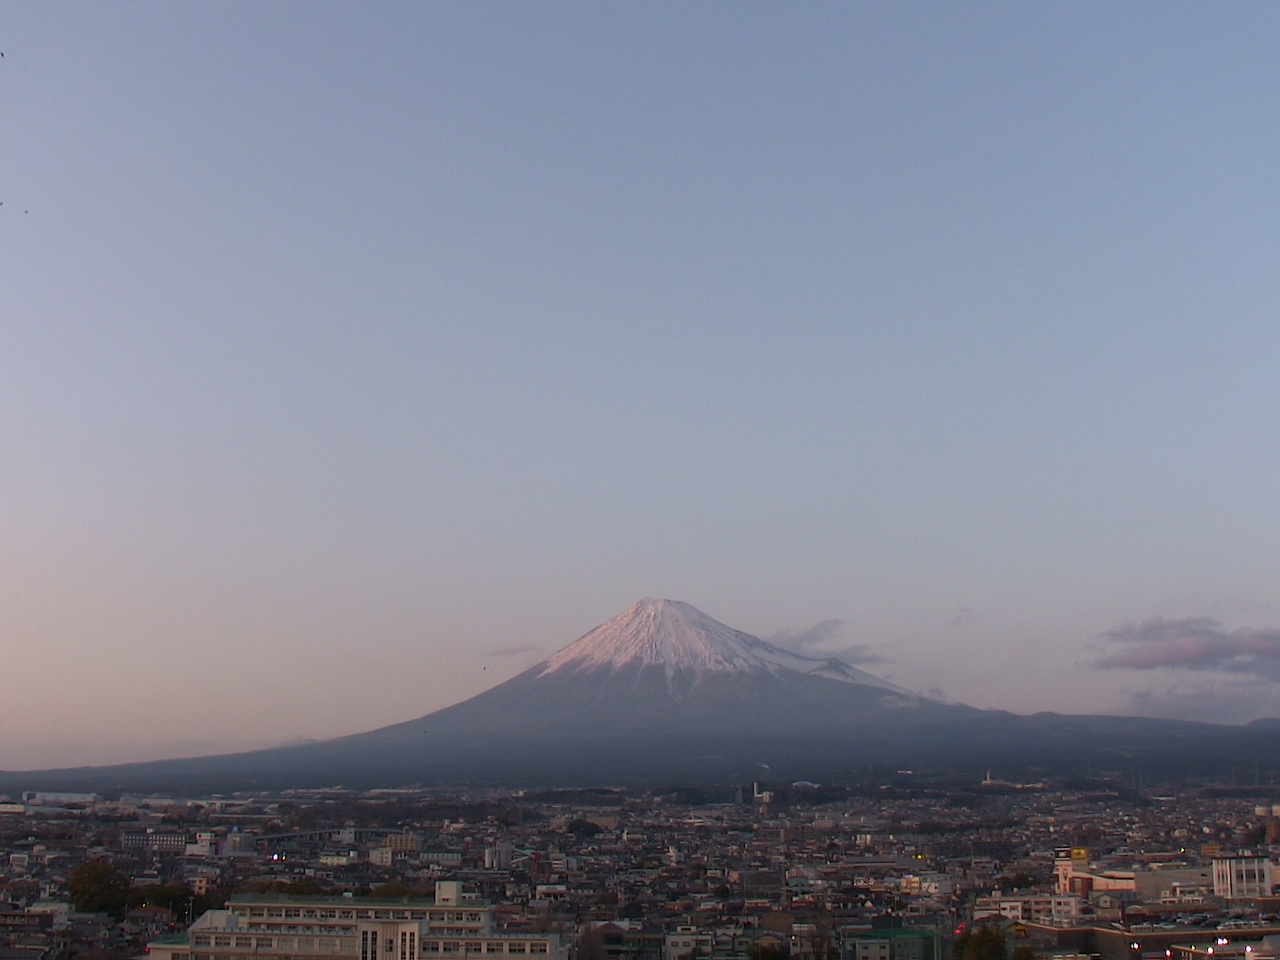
[538,598,909,696]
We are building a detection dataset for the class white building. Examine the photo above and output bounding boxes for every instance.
[665,926,713,960]
[972,894,1081,925]
[1212,856,1274,899]
[147,883,565,960]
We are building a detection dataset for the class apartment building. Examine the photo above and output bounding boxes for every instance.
[122,829,188,854]
[841,929,940,960]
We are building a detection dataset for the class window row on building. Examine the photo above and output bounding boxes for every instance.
[421,942,549,955]
[235,909,484,923]
[195,936,356,952]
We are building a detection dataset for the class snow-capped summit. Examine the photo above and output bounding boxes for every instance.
[540,598,764,675]
[539,597,906,695]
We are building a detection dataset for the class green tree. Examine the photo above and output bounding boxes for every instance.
[69,859,130,916]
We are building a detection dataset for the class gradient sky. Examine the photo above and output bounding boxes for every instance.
[4,2,1280,770]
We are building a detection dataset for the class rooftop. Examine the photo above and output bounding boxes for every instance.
[846,930,939,940]
[148,934,191,946]
[228,893,471,908]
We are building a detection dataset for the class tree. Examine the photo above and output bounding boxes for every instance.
[284,878,330,895]
[577,927,607,960]
[194,884,232,916]
[954,928,1005,960]
[69,859,130,916]
[127,882,191,912]
[996,873,1038,892]
[809,911,837,960]
[370,881,416,898]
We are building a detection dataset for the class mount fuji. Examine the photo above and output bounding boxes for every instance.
[3,598,1275,790]
[537,597,911,697]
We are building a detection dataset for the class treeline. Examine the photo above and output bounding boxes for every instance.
[68,860,227,919]
[68,861,449,919]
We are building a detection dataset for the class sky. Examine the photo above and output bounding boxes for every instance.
[3,1,1280,770]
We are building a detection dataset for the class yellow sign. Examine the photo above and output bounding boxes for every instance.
[1071,847,1089,862]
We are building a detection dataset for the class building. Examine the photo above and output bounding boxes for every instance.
[146,883,566,960]
[22,792,98,806]
[1054,848,1211,903]
[973,894,1081,925]
[1169,937,1280,960]
[121,829,188,854]
[664,926,713,960]
[1212,856,1275,899]
[841,929,941,960]
[423,852,463,867]
[387,834,422,854]
[1255,806,1280,846]
[483,842,513,871]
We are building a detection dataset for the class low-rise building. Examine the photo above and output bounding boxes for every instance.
[841,929,941,960]
[146,883,566,960]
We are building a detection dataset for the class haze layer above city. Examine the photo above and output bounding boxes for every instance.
[3,2,1280,770]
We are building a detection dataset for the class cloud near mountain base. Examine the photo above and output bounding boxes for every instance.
[767,618,887,665]
[1095,617,1280,681]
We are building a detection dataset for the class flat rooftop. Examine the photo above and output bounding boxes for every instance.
[228,894,487,908]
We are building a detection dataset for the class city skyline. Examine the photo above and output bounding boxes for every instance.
[5,2,1280,770]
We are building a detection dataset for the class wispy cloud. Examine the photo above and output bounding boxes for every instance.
[1095,617,1280,681]
[831,644,886,665]
[771,619,844,650]
[924,686,952,703]
[488,643,544,658]
[768,619,887,665]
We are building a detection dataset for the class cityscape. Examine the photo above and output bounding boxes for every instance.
[3,777,1280,960]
